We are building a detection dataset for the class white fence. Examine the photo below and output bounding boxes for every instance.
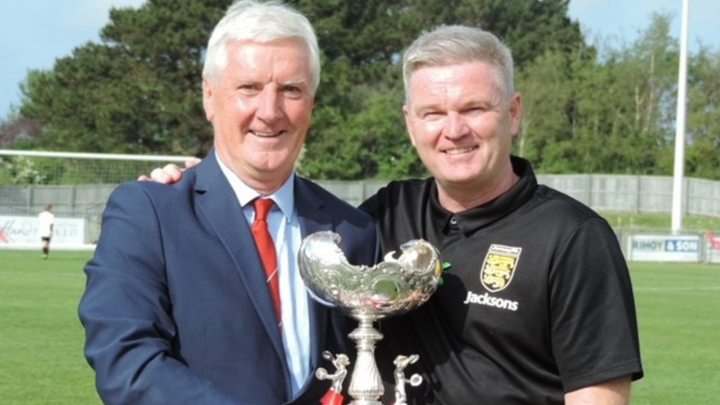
[535,174,720,217]
[320,175,720,218]
[2,175,720,262]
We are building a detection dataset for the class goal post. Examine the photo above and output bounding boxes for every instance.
[0,150,195,186]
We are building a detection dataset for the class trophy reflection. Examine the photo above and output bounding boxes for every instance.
[299,231,441,405]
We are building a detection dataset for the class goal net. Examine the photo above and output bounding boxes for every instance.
[0,150,193,249]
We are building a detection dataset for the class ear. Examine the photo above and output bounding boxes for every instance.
[509,92,523,138]
[202,78,215,122]
[403,104,418,147]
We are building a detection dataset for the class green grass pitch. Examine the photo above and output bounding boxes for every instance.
[0,250,99,404]
[0,250,718,404]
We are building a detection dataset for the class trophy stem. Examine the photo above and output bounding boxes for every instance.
[347,314,384,405]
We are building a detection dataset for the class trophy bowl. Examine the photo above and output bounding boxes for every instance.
[298,231,442,405]
[298,231,442,318]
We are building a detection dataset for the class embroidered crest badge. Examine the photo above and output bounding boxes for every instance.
[480,244,522,292]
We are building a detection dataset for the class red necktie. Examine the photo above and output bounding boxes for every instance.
[251,198,282,326]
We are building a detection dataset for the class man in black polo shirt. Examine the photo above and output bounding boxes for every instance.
[363,25,642,405]
[145,24,643,405]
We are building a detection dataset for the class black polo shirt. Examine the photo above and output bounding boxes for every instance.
[359,156,643,405]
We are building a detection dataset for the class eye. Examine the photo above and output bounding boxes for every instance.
[281,85,304,98]
[236,83,260,93]
[422,110,444,119]
[464,105,488,116]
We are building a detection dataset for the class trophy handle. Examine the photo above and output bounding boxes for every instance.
[392,354,422,405]
[317,351,351,405]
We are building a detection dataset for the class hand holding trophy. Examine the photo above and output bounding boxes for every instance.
[299,231,441,405]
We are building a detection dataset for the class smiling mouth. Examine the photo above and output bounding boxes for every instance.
[444,146,478,155]
[251,130,284,138]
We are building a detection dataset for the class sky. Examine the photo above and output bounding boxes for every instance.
[1,0,719,120]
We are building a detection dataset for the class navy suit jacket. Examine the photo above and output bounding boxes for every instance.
[79,153,378,405]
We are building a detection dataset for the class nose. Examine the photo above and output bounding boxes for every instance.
[443,112,468,139]
[256,88,283,123]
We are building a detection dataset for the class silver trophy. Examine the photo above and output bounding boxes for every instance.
[299,231,441,405]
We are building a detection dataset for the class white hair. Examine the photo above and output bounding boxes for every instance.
[202,0,321,94]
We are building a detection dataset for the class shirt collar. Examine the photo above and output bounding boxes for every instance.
[430,156,538,233]
[216,150,296,223]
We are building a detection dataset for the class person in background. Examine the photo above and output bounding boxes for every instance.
[38,204,54,259]
[146,24,643,405]
[78,1,377,404]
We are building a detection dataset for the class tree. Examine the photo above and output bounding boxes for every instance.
[516,49,576,172]
[515,12,717,178]
[299,0,585,179]
[0,114,42,149]
[684,45,720,180]
[452,0,584,69]
[21,0,227,156]
[18,0,586,180]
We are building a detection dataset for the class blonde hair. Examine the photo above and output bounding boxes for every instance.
[403,25,515,104]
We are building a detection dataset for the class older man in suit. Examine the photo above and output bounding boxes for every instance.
[78,1,378,404]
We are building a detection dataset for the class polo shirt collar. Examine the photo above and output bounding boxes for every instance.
[430,156,538,233]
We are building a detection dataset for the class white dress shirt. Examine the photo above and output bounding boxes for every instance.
[216,154,310,397]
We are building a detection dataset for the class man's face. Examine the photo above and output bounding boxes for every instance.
[203,39,314,192]
[404,62,522,192]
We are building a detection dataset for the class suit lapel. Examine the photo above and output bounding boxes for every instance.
[192,166,342,394]
[193,154,286,362]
